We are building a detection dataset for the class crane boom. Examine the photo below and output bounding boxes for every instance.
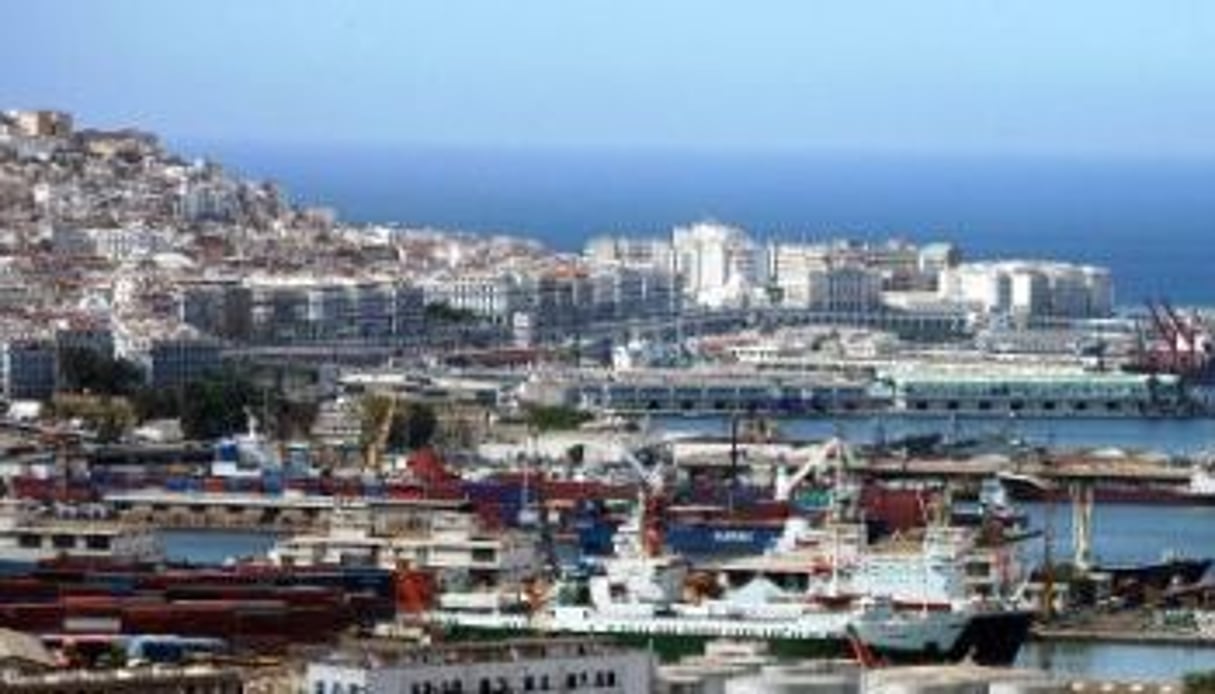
[774,437,847,502]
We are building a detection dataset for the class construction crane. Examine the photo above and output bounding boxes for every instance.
[364,396,397,474]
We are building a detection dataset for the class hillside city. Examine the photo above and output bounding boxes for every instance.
[2,110,1120,414]
[2,110,1214,694]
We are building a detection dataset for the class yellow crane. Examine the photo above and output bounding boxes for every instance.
[364,395,397,473]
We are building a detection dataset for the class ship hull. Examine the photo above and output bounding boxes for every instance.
[1000,477,1215,507]
[429,611,1033,666]
[433,623,847,662]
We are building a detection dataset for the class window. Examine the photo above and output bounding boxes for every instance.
[51,534,76,550]
[17,533,41,548]
[606,672,616,687]
[85,535,111,550]
[566,673,578,689]
[524,676,535,691]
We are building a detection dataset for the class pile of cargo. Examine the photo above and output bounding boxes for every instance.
[0,558,399,652]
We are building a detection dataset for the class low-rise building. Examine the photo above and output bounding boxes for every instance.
[0,665,243,693]
[3,109,73,139]
[305,639,653,694]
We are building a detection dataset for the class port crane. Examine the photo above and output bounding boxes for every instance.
[612,441,671,558]
[773,436,859,504]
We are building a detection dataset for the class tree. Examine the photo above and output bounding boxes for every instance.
[393,402,438,450]
[424,302,479,323]
[526,404,591,432]
[178,367,259,440]
[1184,671,1215,694]
[48,394,134,443]
[361,395,438,455]
[132,387,181,422]
[57,348,145,396]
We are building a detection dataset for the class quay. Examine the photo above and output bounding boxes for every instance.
[103,491,470,532]
[1033,626,1215,647]
[1032,609,1215,647]
[863,457,1193,486]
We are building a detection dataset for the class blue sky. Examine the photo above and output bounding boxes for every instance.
[3,1,1214,156]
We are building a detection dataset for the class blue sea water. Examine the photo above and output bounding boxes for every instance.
[180,143,1215,306]
[658,414,1215,456]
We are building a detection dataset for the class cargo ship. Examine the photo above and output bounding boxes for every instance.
[424,511,1033,666]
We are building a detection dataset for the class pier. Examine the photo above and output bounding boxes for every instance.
[103,491,471,532]
[863,456,1193,486]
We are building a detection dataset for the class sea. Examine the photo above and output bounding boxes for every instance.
[163,144,1215,679]
[178,142,1215,307]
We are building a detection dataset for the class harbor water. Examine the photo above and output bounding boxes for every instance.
[1018,642,1214,681]
[159,529,280,565]
[656,414,1215,456]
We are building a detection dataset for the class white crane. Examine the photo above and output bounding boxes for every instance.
[613,441,668,495]
[773,436,854,502]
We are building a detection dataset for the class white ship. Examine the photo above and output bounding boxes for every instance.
[426,506,1033,665]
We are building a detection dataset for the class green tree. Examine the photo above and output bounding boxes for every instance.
[360,396,438,453]
[48,394,134,443]
[58,348,145,396]
[132,387,181,422]
[424,302,479,323]
[179,368,259,440]
[526,404,591,432]
[393,402,438,450]
[1184,671,1215,694]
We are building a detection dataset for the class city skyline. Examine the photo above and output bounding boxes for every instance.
[2,1,1214,157]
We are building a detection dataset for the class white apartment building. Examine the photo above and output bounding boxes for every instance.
[805,263,885,312]
[306,640,653,694]
[584,235,675,271]
[769,239,955,297]
[51,225,174,262]
[421,272,528,324]
[671,221,764,308]
[769,244,884,311]
[939,261,1113,319]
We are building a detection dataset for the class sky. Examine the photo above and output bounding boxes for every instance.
[2,1,1215,157]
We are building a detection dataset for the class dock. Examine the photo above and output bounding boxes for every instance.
[865,456,1192,485]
